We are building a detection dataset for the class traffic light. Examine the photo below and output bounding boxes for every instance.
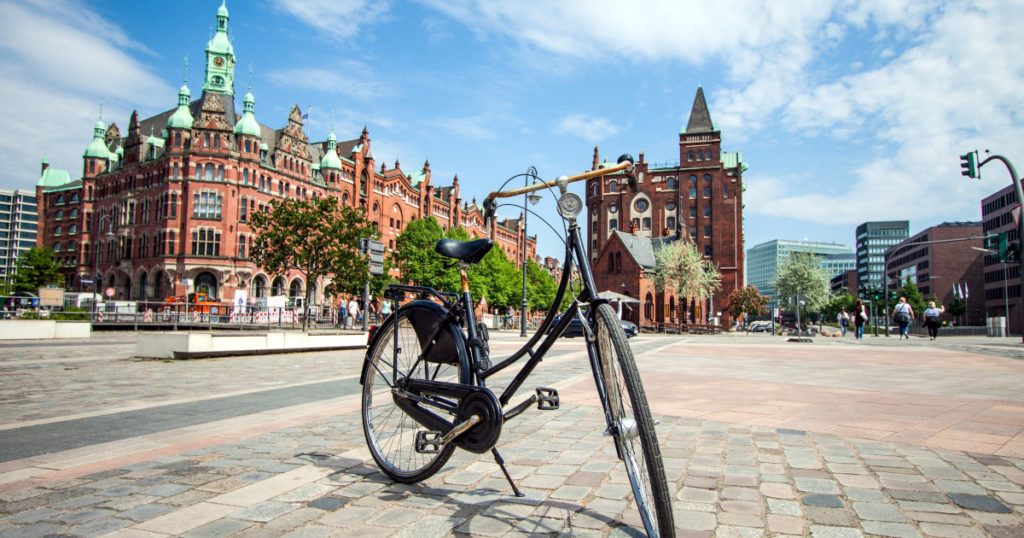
[983,233,1009,262]
[984,234,999,250]
[999,233,1009,262]
[1008,241,1021,264]
[960,151,978,179]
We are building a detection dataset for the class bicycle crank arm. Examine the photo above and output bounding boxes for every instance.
[440,414,481,445]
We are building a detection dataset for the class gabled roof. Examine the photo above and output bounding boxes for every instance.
[611,230,679,270]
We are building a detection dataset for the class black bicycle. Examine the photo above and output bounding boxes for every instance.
[360,156,674,536]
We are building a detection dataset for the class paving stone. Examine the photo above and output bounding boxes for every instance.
[677,487,717,504]
[767,513,804,535]
[808,525,864,537]
[760,482,795,499]
[887,489,950,503]
[722,487,760,501]
[802,494,844,508]
[0,522,65,538]
[120,502,176,522]
[66,516,134,537]
[984,524,1024,538]
[935,480,987,495]
[852,502,906,522]
[57,507,114,525]
[674,509,716,531]
[796,477,841,494]
[860,521,923,538]
[308,496,348,510]
[896,500,961,513]
[805,506,855,526]
[948,493,1013,513]
[182,518,253,537]
[365,507,425,527]
[5,509,61,524]
[917,522,987,538]
[231,501,298,522]
[454,515,513,536]
[720,500,762,515]
[767,498,802,516]
[843,487,887,502]
[145,483,191,497]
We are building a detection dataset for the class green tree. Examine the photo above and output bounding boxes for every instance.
[727,285,768,324]
[775,252,830,313]
[896,278,925,316]
[653,239,722,300]
[250,196,374,331]
[947,296,967,318]
[472,244,520,311]
[394,217,454,291]
[13,246,63,293]
[822,292,856,323]
[525,259,558,313]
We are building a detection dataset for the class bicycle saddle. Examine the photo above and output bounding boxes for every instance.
[435,238,493,264]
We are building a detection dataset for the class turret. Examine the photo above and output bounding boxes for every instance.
[83,110,111,178]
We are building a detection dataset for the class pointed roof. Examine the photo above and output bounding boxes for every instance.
[684,86,715,134]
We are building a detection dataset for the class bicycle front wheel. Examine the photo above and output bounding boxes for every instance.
[361,302,469,483]
[593,303,674,536]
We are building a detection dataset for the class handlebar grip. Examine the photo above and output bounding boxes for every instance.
[618,154,639,192]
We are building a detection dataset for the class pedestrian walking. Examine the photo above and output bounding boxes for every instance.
[893,297,914,340]
[923,301,944,340]
[853,299,867,340]
[837,307,850,337]
[347,296,360,322]
[380,297,392,319]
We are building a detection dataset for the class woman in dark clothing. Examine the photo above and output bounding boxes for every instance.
[853,298,867,340]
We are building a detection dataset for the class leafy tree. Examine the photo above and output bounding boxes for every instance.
[727,285,768,324]
[947,296,966,318]
[394,217,455,291]
[775,252,830,313]
[896,278,925,316]
[822,292,856,323]
[525,259,558,313]
[250,196,374,331]
[13,246,63,293]
[653,239,722,300]
[473,244,520,311]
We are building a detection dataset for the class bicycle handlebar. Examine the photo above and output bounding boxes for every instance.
[483,154,635,223]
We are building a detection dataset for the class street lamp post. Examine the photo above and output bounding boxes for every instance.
[973,246,1011,337]
[520,168,541,337]
[92,214,113,322]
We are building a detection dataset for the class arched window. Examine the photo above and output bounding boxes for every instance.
[615,253,622,272]
[644,293,654,320]
[609,180,617,193]
[666,177,676,190]
[243,169,249,184]
[705,149,712,160]
[610,218,617,230]
[195,271,218,298]
[289,278,303,299]
[244,140,251,153]
[271,277,286,296]
[687,151,694,162]
[608,255,614,273]
[253,276,267,298]
[217,165,225,181]
[689,175,697,183]
[204,163,215,181]
[667,216,676,229]
[704,174,711,182]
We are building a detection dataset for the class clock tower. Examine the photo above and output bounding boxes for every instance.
[203,1,235,96]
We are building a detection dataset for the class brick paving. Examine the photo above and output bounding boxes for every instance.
[0,331,1022,536]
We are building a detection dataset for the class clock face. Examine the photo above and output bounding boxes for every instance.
[214,57,224,67]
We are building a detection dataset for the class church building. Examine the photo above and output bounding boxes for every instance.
[587,87,746,328]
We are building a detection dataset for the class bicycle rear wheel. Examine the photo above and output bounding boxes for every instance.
[361,303,468,483]
[593,303,674,536]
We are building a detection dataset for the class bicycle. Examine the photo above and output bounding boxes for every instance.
[360,155,675,536]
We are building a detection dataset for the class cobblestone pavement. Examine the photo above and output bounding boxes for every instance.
[0,332,1022,536]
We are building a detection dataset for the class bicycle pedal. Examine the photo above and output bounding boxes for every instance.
[536,387,559,410]
[415,431,442,454]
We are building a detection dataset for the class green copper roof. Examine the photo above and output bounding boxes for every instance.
[167,84,194,129]
[320,131,342,170]
[407,168,427,187]
[217,0,228,18]
[234,91,260,136]
[37,167,71,187]
[721,150,748,172]
[83,118,111,159]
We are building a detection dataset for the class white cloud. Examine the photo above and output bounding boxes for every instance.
[554,114,620,143]
[265,63,393,101]
[270,0,391,41]
[435,115,498,140]
[0,0,172,191]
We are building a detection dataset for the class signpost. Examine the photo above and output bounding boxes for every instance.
[360,238,386,331]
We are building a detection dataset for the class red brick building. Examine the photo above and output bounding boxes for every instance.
[586,87,745,328]
[34,3,534,309]
[884,221,984,325]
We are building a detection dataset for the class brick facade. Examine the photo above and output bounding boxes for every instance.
[34,4,534,309]
[586,87,745,328]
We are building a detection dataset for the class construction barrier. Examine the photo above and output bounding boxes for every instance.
[143,309,153,322]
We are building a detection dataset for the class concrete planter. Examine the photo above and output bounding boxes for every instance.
[0,320,91,340]
[135,331,367,359]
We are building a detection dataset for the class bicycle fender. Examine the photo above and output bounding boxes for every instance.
[360,300,471,386]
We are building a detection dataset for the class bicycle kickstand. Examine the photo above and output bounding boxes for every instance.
[491,448,524,497]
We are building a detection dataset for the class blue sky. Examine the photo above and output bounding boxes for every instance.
[2,0,1023,267]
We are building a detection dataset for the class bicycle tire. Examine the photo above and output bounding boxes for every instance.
[593,302,675,536]
[361,301,470,483]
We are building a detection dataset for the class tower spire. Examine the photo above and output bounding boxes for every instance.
[684,86,714,134]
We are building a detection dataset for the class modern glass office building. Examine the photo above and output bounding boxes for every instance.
[855,220,909,295]
[0,189,38,283]
[747,239,853,306]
